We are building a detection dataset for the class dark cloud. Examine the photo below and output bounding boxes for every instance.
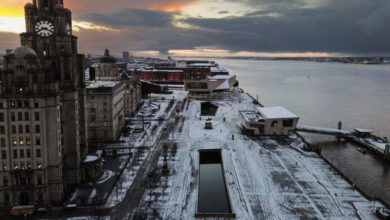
[81,8,175,27]
[218,11,229,14]
[75,0,390,55]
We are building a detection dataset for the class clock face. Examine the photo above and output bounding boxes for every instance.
[34,20,55,37]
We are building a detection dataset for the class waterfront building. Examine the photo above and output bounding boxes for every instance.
[240,106,299,136]
[140,69,183,83]
[86,81,125,143]
[91,49,141,118]
[184,75,237,93]
[96,49,120,81]
[0,0,88,207]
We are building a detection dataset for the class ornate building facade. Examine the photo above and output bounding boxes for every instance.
[96,49,121,81]
[0,0,87,208]
[93,49,141,117]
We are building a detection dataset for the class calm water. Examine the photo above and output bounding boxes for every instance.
[214,59,390,205]
[198,163,231,213]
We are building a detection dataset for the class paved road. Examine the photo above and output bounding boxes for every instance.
[112,102,178,220]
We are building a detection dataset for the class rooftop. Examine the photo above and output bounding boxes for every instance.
[86,80,121,89]
[258,106,299,119]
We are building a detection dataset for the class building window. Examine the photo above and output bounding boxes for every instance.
[10,101,16,108]
[11,112,15,121]
[13,149,17,158]
[26,137,31,145]
[2,162,8,171]
[19,137,24,146]
[14,163,19,170]
[11,125,16,134]
[283,120,294,128]
[271,121,279,128]
[4,193,9,204]
[36,136,41,145]
[27,162,31,169]
[37,175,42,185]
[89,115,96,122]
[25,112,29,121]
[35,125,40,133]
[1,138,5,146]
[34,102,39,108]
[19,149,24,158]
[0,113,4,121]
[18,125,23,133]
[26,149,31,158]
[25,125,30,133]
[12,137,17,146]
[38,193,43,202]
[34,112,40,121]
[1,150,6,159]
[18,112,22,121]
[24,100,29,108]
[0,102,3,108]
[36,149,41,158]
[37,161,42,169]
[0,126,5,134]
[3,176,8,187]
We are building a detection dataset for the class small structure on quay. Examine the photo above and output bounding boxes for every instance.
[204,119,213,129]
[240,106,299,136]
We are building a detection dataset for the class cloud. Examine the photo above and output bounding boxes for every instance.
[80,8,175,28]
[218,11,229,14]
[66,0,197,13]
[0,32,19,53]
[1,0,390,55]
[180,0,390,54]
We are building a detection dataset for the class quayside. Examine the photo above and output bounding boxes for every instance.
[196,150,236,218]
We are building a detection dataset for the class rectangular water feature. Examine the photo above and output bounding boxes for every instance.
[196,150,236,218]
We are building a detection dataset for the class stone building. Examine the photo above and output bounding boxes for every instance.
[86,81,125,143]
[91,49,141,117]
[123,74,142,117]
[0,0,88,208]
[96,49,120,81]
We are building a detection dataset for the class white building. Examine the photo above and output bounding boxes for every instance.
[184,75,237,93]
[240,106,299,136]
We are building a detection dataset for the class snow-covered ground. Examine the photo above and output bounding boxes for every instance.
[135,91,384,219]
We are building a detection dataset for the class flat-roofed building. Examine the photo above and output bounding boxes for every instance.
[185,75,237,93]
[86,81,125,143]
[240,106,299,136]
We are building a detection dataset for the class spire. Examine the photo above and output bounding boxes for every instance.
[104,48,110,56]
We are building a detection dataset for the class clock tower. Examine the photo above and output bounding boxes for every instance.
[20,0,88,192]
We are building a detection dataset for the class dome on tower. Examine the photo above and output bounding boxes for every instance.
[12,46,37,59]
[25,3,35,8]
[99,48,116,63]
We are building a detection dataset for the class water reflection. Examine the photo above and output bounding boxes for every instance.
[198,151,231,214]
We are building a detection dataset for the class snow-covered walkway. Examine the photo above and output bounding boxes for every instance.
[140,92,383,220]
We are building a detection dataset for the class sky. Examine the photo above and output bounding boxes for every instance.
[0,0,390,57]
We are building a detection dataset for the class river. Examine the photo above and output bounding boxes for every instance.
[213,58,390,205]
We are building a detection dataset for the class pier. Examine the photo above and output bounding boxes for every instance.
[297,125,390,157]
[296,125,352,137]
